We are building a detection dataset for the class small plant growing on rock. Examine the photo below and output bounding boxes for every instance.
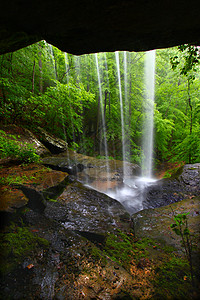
[170,212,194,285]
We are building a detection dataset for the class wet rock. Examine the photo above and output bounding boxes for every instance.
[14,184,47,213]
[0,164,69,213]
[132,197,200,252]
[42,151,140,188]
[42,156,84,175]
[143,163,200,210]
[56,180,131,234]
[37,127,68,154]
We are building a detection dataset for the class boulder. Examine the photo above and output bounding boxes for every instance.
[55,179,131,233]
[0,163,68,214]
[143,163,200,210]
[42,151,140,192]
[132,197,200,253]
[36,127,68,154]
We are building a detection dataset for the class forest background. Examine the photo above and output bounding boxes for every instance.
[0,42,200,169]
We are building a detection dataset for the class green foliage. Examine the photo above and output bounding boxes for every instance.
[0,42,200,163]
[154,110,174,159]
[170,44,200,75]
[170,212,194,285]
[0,130,40,163]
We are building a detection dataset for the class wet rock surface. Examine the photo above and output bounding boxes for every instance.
[0,163,68,213]
[42,150,140,191]
[0,178,136,300]
[0,128,200,298]
[57,179,131,233]
[133,197,200,253]
[1,160,200,299]
[143,163,200,210]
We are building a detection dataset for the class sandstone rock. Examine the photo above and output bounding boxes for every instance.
[55,179,131,233]
[0,163,68,213]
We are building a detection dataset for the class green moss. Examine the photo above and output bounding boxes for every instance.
[48,198,58,202]
[153,256,194,299]
[90,245,103,261]
[102,230,153,269]
[0,222,49,274]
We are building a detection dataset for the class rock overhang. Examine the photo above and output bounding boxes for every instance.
[1,0,200,55]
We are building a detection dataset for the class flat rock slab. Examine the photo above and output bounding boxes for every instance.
[0,163,68,212]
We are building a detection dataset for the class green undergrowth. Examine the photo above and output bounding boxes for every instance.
[0,221,49,275]
[163,163,185,178]
[0,129,40,163]
[0,174,37,186]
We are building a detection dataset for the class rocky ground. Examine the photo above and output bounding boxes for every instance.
[0,126,200,299]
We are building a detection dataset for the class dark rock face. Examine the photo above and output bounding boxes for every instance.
[37,127,68,154]
[56,180,131,233]
[1,0,200,55]
[143,164,200,210]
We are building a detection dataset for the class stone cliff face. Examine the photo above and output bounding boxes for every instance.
[1,0,200,55]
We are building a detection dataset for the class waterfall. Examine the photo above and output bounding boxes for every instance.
[142,50,156,178]
[115,51,126,178]
[95,53,109,176]
[123,51,130,169]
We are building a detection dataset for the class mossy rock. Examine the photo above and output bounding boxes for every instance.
[0,222,49,275]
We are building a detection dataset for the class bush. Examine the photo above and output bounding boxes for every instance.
[0,130,40,163]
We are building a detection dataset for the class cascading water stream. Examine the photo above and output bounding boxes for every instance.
[142,50,156,179]
[123,51,130,168]
[115,51,126,179]
[113,50,156,214]
[95,53,110,180]
[79,51,157,215]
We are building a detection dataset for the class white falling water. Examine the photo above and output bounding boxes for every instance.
[142,50,156,178]
[95,53,109,175]
[123,51,130,166]
[115,51,126,179]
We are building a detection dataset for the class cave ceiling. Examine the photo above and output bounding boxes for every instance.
[0,0,200,55]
